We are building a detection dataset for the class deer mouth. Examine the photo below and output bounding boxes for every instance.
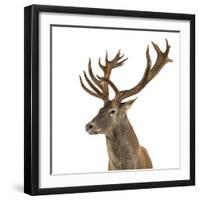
[88,129,102,135]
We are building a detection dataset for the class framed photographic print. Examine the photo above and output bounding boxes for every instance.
[24,4,195,195]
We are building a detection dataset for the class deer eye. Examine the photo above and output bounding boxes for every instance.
[109,109,116,116]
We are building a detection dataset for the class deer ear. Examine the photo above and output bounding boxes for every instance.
[120,98,137,111]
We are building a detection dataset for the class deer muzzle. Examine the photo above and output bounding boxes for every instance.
[85,122,101,135]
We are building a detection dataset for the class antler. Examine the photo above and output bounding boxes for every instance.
[79,39,172,103]
[103,39,172,102]
[79,50,127,102]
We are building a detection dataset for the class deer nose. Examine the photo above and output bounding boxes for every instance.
[86,122,94,132]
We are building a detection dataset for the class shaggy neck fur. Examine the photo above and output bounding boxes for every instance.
[106,113,140,170]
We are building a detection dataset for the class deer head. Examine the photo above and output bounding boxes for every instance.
[79,40,172,137]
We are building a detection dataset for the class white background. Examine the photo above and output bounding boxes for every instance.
[52,23,179,174]
[0,0,199,199]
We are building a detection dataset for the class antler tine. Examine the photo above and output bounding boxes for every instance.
[83,71,103,97]
[79,59,109,102]
[115,57,128,68]
[164,39,170,55]
[117,39,172,102]
[98,58,105,71]
[105,50,109,62]
[105,50,127,66]
[109,49,128,69]
[98,50,128,71]
[87,58,103,90]
[79,76,101,99]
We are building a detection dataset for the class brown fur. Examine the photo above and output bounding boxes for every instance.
[106,112,152,170]
[86,101,153,170]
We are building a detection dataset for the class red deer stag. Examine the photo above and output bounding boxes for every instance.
[79,40,172,170]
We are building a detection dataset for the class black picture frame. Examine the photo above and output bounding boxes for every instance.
[24,4,195,196]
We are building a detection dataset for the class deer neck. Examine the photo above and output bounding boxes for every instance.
[106,114,140,169]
